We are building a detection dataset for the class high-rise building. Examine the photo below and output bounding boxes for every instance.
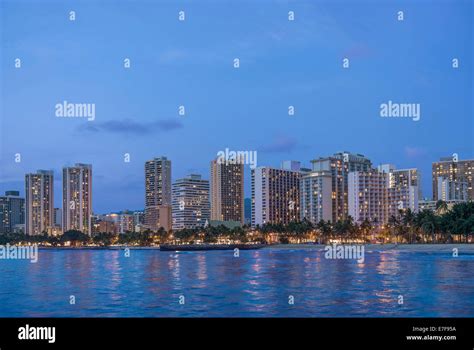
[251,164,300,227]
[378,164,421,215]
[25,170,54,235]
[210,159,244,223]
[158,205,172,232]
[244,198,252,225]
[119,213,135,233]
[311,152,372,222]
[133,211,145,232]
[172,174,210,230]
[349,164,422,227]
[300,170,333,224]
[436,176,469,202]
[98,220,118,234]
[63,164,92,234]
[281,160,302,172]
[432,157,474,201]
[348,170,388,227]
[99,211,136,234]
[0,191,25,234]
[145,157,172,231]
[53,208,62,227]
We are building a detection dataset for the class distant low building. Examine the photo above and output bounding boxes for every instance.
[209,220,242,230]
[133,211,145,229]
[47,225,63,236]
[99,220,118,234]
[0,191,25,234]
[419,199,466,213]
[119,214,134,233]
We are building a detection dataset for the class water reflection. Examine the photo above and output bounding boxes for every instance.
[0,248,473,317]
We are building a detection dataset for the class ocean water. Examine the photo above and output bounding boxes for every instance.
[0,248,473,317]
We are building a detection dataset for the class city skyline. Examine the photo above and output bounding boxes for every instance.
[3,151,473,216]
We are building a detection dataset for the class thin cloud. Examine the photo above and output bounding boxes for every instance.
[405,146,426,159]
[260,136,298,154]
[158,49,189,64]
[342,43,374,59]
[78,118,183,135]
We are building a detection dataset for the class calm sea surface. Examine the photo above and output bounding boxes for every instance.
[0,248,473,317]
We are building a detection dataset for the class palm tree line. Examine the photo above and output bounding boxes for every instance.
[1,201,472,246]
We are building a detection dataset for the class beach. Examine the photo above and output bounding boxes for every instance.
[266,243,474,252]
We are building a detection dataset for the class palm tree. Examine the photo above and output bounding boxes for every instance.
[360,219,372,242]
[387,215,399,243]
[435,200,448,215]
[415,209,438,243]
[402,209,416,243]
[333,220,346,242]
[442,202,474,242]
[316,220,332,244]
[60,230,88,246]
[156,227,167,243]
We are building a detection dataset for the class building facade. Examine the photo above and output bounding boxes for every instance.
[311,152,372,222]
[378,164,421,215]
[432,157,474,201]
[63,164,92,234]
[251,164,301,227]
[25,170,54,235]
[348,170,389,227]
[0,191,25,234]
[210,159,244,223]
[300,170,333,224]
[53,208,62,227]
[144,157,172,231]
[119,213,135,233]
[133,211,145,232]
[436,176,469,202]
[172,174,210,230]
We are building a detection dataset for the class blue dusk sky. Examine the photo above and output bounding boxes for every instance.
[0,0,473,213]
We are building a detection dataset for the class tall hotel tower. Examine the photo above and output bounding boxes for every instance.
[432,157,474,201]
[311,152,372,222]
[252,161,301,227]
[145,157,172,231]
[349,165,421,227]
[25,170,54,235]
[63,164,92,234]
[378,164,421,215]
[172,174,210,230]
[210,158,244,224]
[348,170,388,227]
[300,170,333,224]
[0,191,25,234]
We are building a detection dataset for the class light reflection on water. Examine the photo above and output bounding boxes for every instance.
[0,248,473,317]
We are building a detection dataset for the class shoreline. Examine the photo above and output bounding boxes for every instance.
[31,243,474,252]
[265,243,474,252]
